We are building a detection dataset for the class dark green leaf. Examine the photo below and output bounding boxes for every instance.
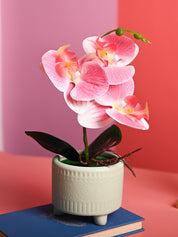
[89,152,117,167]
[81,125,122,160]
[123,160,136,177]
[97,152,116,160]
[25,131,79,161]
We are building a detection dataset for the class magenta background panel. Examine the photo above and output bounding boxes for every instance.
[1,0,118,156]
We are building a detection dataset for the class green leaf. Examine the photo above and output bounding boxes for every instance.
[97,152,116,160]
[25,131,79,161]
[81,125,122,160]
[89,152,117,166]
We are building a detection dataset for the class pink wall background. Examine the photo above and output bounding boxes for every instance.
[1,0,118,157]
[117,0,178,173]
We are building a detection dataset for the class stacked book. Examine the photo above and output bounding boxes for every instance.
[0,204,144,237]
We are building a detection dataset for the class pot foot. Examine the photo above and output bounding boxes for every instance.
[53,207,63,216]
[93,215,108,225]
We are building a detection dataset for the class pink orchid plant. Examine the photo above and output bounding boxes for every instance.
[26,28,150,174]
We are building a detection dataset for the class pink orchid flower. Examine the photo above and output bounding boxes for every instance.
[78,79,149,130]
[80,34,137,85]
[79,53,135,85]
[82,34,139,67]
[41,45,108,101]
[106,95,149,130]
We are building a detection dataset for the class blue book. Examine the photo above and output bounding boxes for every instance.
[0,204,144,237]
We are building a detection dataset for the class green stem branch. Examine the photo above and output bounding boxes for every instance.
[101,27,151,43]
[101,29,117,38]
[83,127,89,162]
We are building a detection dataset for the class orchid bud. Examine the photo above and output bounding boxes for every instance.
[116,28,124,36]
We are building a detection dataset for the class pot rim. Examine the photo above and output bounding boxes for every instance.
[53,155,124,172]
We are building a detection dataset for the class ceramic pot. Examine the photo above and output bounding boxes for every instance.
[52,155,124,225]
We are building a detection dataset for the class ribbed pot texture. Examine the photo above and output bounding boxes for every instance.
[52,156,124,225]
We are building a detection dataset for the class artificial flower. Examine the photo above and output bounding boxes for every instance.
[81,34,137,85]
[82,34,139,67]
[78,79,149,130]
[41,45,108,101]
[26,27,150,167]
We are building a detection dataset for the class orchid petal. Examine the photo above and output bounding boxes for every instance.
[79,53,100,66]
[124,95,138,107]
[103,34,139,66]
[104,65,135,85]
[96,78,134,106]
[70,62,108,101]
[55,45,76,63]
[83,36,98,54]
[64,83,89,114]
[134,102,149,120]
[55,62,67,78]
[123,96,149,120]
[78,101,113,129]
[106,108,149,130]
[42,50,69,92]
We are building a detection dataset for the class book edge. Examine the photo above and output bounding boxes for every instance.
[82,221,143,237]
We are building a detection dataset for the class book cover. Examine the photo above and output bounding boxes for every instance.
[0,204,144,237]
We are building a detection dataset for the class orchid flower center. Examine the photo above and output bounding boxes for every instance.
[65,61,72,67]
[65,61,80,83]
[55,45,81,84]
[113,96,149,120]
[98,50,115,65]
[113,101,135,117]
[96,38,118,66]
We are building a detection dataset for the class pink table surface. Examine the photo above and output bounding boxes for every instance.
[0,152,178,236]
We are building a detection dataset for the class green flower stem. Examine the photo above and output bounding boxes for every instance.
[101,29,117,38]
[83,127,89,162]
[101,27,151,44]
